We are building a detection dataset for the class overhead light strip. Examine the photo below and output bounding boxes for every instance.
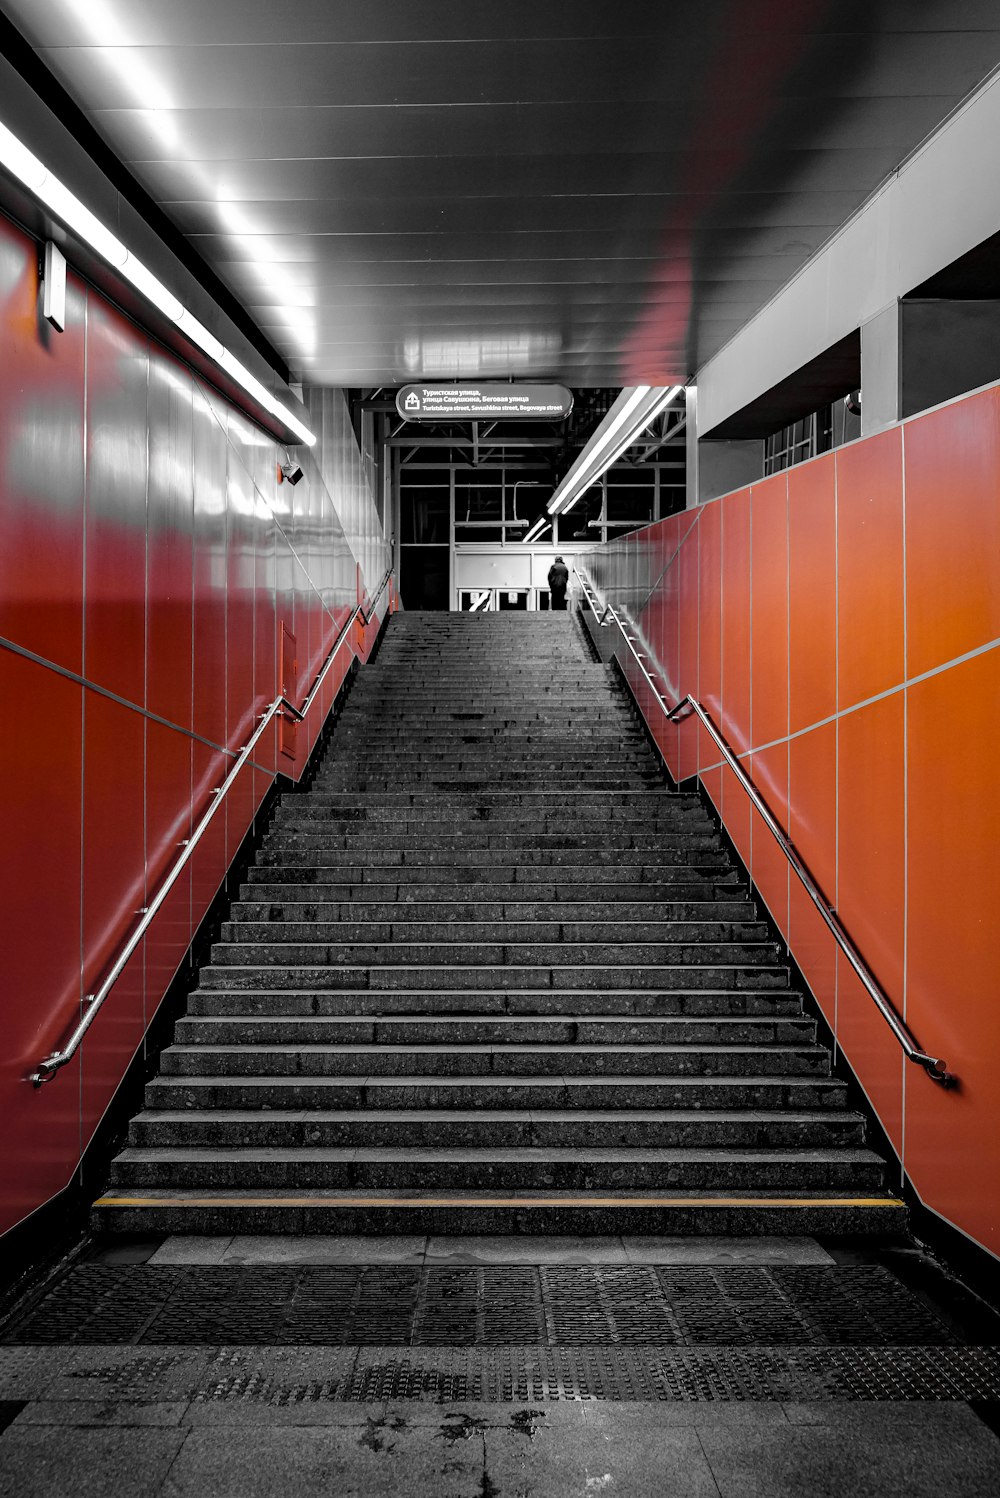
[548,385,683,516]
[0,119,315,447]
[522,517,551,543]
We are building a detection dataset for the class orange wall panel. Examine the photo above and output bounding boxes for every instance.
[591,376,1000,1260]
[721,489,751,755]
[788,722,837,902]
[836,427,904,710]
[903,386,1000,677]
[905,648,1000,1256]
[788,457,836,734]
[750,744,789,939]
[750,473,788,750]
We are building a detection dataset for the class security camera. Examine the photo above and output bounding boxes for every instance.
[279,460,304,486]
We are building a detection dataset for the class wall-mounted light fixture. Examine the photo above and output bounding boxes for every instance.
[0,118,315,447]
[547,386,684,517]
[42,240,66,330]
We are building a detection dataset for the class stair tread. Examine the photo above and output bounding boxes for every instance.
[134,1108,857,1124]
[113,1145,884,1163]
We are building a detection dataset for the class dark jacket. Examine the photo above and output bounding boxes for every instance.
[547,560,569,594]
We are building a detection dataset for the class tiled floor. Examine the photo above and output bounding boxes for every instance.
[0,1236,998,1497]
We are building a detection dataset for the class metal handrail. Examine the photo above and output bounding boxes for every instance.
[574,566,955,1088]
[30,566,392,1087]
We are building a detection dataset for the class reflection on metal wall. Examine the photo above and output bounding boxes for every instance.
[303,386,391,606]
[587,390,1000,1261]
[0,208,387,1237]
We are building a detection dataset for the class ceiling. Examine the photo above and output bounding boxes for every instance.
[3,0,999,388]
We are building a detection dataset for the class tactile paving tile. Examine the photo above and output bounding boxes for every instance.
[0,1264,966,1349]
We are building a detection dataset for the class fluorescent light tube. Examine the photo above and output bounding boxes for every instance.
[548,386,683,516]
[121,253,184,321]
[0,121,45,190]
[0,115,315,448]
[40,175,128,267]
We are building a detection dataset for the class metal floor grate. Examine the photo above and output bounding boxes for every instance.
[33,1345,1000,1404]
[2,1264,967,1349]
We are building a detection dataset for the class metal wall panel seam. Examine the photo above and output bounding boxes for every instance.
[786,466,791,950]
[78,289,91,1158]
[142,353,151,1034]
[900,421,910,1185]
[832,449,838,1072]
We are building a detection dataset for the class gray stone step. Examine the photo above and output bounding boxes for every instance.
[220,920,771,944]
[241,879,742,901]
[261,831,717,852]
[172,1015,817,1047]
[229,899,756,923]
[90,1190,906,1239]
[195,963,790,992]
[207,940,780,968]
[144,1073,850,1111]
[128,1108,864,1150]
[185,988,806,1019]
[106,1146,886,1192]
[159,1042,827,1078]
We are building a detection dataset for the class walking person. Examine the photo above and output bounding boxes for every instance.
[547,555,569,611]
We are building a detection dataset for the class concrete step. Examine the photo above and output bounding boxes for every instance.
[253,848,731,870]
[208,939,780,967]
[159,1042,827,1077]
[195,964,791,992]
[90,1189,906,1239]
[260,831,718,853]
[172,1015,817,1047]
[228,899,757,923]
[219,920,771,944]
[144,1073,850,1111]
[185,988,806,1019]
[241,879,743,901]
[106,1146,886,1192]
[128,1107,865,1150]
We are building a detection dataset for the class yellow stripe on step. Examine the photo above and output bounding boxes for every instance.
[93,1194,904,1210]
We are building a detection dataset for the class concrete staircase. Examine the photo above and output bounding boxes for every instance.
[93,611,903,1236]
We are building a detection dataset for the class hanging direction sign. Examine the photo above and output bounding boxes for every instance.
[396,383,574,421]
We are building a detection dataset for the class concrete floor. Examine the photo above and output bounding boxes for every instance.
[1,1236,998,1498]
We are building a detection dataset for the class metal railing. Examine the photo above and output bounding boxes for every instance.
[574,566,955,1088]
[30,567,392,1088]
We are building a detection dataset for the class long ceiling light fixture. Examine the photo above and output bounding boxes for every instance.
[522,516,552,544]
[547,385,684,516]
[0,119,315,447]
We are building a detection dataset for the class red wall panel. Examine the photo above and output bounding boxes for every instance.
[0,206,389,1238]
[84,298,149,703]
[0,219,86,676]
[0,652,83,1224]
[80,694,146,1137]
